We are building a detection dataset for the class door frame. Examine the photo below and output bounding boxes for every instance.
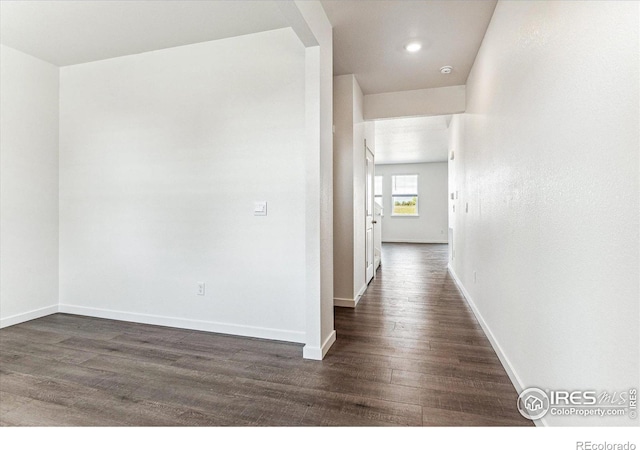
[365,141,375,284]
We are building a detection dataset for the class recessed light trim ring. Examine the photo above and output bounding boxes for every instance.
[404,42,422,53]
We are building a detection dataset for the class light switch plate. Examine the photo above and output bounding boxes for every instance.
[254,201,267,216]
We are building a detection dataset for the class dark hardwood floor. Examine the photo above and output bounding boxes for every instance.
[0,243,532,426]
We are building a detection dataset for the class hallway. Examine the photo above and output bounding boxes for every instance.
[330,243,532,426]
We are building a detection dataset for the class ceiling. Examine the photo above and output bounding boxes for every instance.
[0,1,288,66]
[374,115,450,165]
[2,1,496,94]
[321,0,497,94]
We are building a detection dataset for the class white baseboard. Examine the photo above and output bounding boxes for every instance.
[303,329,336,360]
[447,265,547,427]
[334,283,367,308]
[0,305,59,329]
[383,239,448,244]
[334,298,357,308]
[356,283,367,299]
[57,304,305,344]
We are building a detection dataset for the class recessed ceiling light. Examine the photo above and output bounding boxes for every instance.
[404,42,422,53]
[440,66,453,74]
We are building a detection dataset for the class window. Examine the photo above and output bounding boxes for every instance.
[392,174,418,216]
[374,176,383,207]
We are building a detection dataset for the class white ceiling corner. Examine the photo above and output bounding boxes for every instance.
[0,1,289,66]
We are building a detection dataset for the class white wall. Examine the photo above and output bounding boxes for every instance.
[449,1,639,426]
[0,45,59,327]
[59,29,308,343]
[333,74,369,306]
[291,0,336,359]
[352,77,366,298]
[364,85,465,120]
[376,162,448,244]
[333,75,355,301]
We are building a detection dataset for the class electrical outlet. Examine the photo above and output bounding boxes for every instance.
[197,282,205,296]
[254,201,267,216]
[473,271,477,283]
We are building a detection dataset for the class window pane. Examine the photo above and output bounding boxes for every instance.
[392,175,418,195]
[374,176,383,196]
[375,196,383,208]
[392,196,418,215]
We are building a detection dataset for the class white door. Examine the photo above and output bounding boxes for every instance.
[365,145,375,284]
[374,202,382,271]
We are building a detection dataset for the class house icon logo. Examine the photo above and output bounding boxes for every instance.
[524,395,543,411]
[517,388,550,420]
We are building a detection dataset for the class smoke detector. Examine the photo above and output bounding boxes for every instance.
[440,66,453,74]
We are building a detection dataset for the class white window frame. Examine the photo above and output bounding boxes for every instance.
[391,174,419,217]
